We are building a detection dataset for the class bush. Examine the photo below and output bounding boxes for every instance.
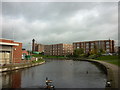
[96,53,102,57]
[73,48,84,57]
[79,54,86,57]
[88,54,97,59]
[66,54,73,57]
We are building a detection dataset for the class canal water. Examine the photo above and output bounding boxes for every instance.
[1,59,107,88]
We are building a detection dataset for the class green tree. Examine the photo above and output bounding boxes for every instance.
[99,49,105,54]
[73,48,84,57]
[97,48,105,56]
[94,44,98,54]
[90,49,95,55]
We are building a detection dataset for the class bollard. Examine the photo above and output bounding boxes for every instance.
[36,58,38,61]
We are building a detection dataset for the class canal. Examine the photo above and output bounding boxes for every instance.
[1,59,107,88]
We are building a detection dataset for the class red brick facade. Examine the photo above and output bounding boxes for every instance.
[73,40,115,53]
[0,39,22,64]
[0,39,14,43]
[13,42,22,63]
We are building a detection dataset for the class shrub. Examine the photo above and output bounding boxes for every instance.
[79,54,87,58]
[88,54,97,59]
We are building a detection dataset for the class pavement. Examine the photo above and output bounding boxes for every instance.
[95,60,120,89]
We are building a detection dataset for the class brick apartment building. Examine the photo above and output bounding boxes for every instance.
[32,39,73,56]
[35,43,44,53]
[0,39,22,65]
[44,43,73,56]
[73,39,115,54]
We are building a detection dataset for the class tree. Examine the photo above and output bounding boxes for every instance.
[73,48,84,57]
[90,49,95,55]
[99,49,105,54]
[97,48,106,56]
[90,45,98,55]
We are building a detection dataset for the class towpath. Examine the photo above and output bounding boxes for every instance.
[95,60,119,88]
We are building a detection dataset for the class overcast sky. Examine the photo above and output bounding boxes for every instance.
[1,2,118,50]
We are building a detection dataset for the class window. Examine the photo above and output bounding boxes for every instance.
[77,43,79,46]
[91,46,94,48]
[0,52,10,64]
[106,45,110,48]
[106,49,110,52]
[106,42,110,44]
[86,50,89,53]
[91,43,94,45]
[86,43,89,46]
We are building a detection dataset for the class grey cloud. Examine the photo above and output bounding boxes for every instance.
[2,2,118,49]
[2,2,103,21]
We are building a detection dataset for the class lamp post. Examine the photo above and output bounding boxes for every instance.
[28,42,32,62]
[28,42,32,55]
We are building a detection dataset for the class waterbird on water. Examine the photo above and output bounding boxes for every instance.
[45,77,55,89]
[46,77,53,84]
[86,71,88,74]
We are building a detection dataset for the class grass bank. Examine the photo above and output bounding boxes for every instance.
[32,59,45,63]
[94,55,120,66]
[32,54,66,59]
[33,54,120,67]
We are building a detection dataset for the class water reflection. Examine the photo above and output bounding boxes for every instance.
[2,59,107,88]
[2,70,21,88]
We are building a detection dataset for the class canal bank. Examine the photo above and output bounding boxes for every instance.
[0,60,45,72]
[95,60,119,89]
[74,58,119,89]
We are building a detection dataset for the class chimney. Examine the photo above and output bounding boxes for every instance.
[32,39,35,52]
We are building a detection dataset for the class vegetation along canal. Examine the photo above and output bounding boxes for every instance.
[2,59,107,88]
